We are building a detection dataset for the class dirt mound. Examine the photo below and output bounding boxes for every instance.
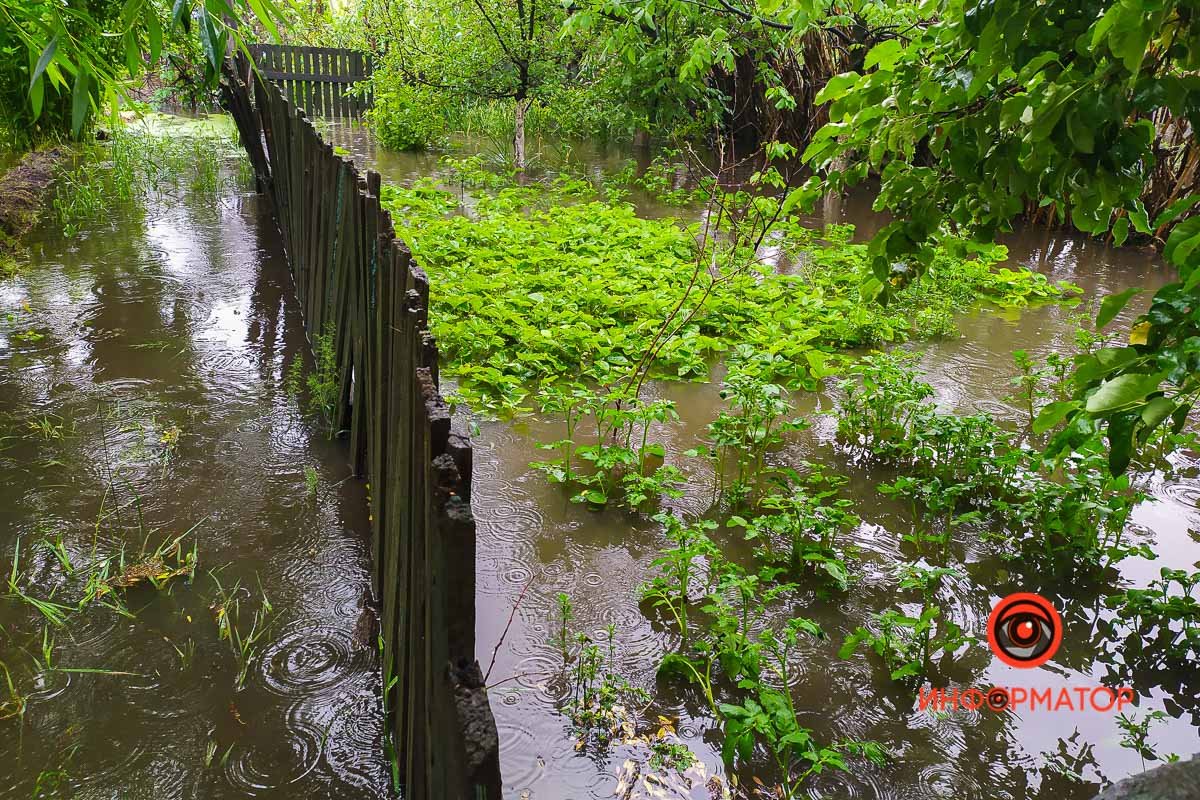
[0,147,64,248]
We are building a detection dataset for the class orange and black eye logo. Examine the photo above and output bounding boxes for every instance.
[987,592,1061,668]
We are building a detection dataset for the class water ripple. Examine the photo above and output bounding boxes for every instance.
[496,719,545,791]
[323,692,389,793]
[260,623,369,698]
[223,718,324,794]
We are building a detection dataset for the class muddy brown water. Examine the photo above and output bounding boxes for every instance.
[321,123,1200,799]
[0,128,388,798]
[1,116,1197,800]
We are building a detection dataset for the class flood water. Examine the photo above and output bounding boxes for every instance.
[324,122,1200,799]
[0,123,388,798]
[3,114,1197,800]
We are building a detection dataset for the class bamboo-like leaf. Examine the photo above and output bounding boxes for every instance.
[30,74,44,120]
[71,71,91,137]
[246,0,280,42]
[198,6,221,70]
[172,0,191,30]
[147,14,163,63]
[30,36,58,91]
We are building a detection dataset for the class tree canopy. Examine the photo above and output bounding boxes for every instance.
[792,0,1200,473]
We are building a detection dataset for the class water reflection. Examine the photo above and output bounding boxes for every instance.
[0,151,386,798]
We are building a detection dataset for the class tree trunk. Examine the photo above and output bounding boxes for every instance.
[513,97,529,172]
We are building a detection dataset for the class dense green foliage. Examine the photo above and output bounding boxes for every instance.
[0,0,284,145]
[0,0,118,145]
[358,0,635,161]
[348,0,1200,482]
[354,0,911,149]
[381,161,1075,413]
[560,0,909,141]
[799,0,1200,474]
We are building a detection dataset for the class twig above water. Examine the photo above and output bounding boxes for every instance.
[484,577,533,684]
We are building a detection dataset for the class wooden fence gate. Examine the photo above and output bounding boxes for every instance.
[220,55,502,800]
[247,43,372,119]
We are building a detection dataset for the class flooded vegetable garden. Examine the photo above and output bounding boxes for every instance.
[1,108,1198,800]
[324,123,1200,799]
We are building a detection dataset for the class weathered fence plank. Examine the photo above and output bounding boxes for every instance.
[247,43,372,119]
[221,55,502,800]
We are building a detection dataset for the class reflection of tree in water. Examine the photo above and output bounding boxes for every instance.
[244,192,309,389]
[1032,731,1107,798]
[78,198,203,388]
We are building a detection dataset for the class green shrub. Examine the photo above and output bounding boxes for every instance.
[528,82,642,141]
[0,35,75,148]
[368,84,443,151]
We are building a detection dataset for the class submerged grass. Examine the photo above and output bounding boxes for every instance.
[209,572,276,691]
[51,120,248,237]
[5,509,201,630]
[284,320,342,437]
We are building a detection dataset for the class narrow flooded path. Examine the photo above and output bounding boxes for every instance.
[0,123,389,799]
[325,121,1200,800]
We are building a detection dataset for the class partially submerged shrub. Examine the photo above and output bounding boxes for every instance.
[368,84,443,151]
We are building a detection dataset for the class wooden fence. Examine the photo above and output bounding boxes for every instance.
[220,56,502,799]
[247,43,372,118]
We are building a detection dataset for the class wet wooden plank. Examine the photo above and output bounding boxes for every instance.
[258,69,360,84]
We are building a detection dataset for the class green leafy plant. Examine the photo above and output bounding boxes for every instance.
[555,592,574,663]
[285,321,341,437]
[688,359,807,506]
[1103,568,1200,670]
[641,513,719,648]
[563,625,649,747]
[1116,710,1179,771]
[648,738,697,775]
[835,351,935,455]
[0,660,27,721]
[838,353,1149,574]
[533,385,681,509]
[368,84,444,151]
[159,423,182,477]
[721,620,887,799]
[839,563,966,686]
[730,465,857,588]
